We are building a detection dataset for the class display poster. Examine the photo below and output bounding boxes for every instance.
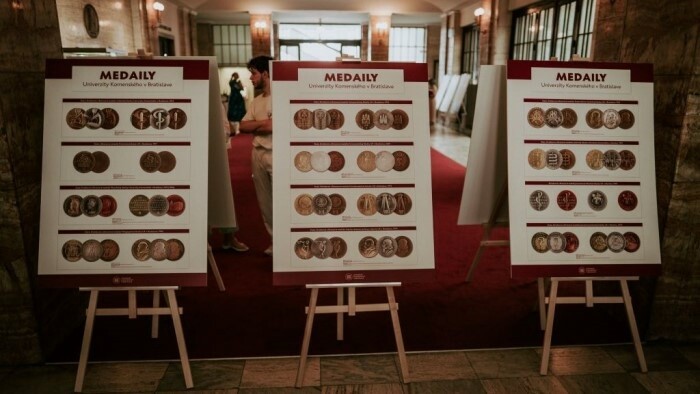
[507,61,662,277]
[272,61,435,285]
[38,58,210,287]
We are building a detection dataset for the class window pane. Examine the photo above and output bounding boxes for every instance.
[212,24,252,65]
[389,27,427,62]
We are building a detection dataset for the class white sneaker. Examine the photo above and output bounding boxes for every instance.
[264,245,273,256]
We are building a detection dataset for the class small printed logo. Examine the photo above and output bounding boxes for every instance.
[345,273,353,281]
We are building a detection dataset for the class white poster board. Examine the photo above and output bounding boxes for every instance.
[458,66,508,225]
[506,60,661,277]
[38,58,210,287]
[271,61,435,285]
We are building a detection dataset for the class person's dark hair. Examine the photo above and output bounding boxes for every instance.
[247,55,273,74]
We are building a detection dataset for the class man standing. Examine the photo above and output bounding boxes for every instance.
[240,56,274,255]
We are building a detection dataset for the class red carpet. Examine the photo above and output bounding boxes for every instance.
[48,134,642,362]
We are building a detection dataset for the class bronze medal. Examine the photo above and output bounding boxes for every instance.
[81,239,103,262]
[62,240,83,262]
[531,232,549,253]
[527,107,545,128]
[312,194,331,215]
[327,109,345,130]
[167,194,186,216]
[376,192,397,215]
[329,237,347,259]
[544,108,563,128]
[312,109,329,130]
[378,236,398,257]
[80,195,102,217]
[100,239,120,262]
[294,151,313,172]
[168,108,187,129]
[393,193,413,215]
[623,232,640,252]
[393,151,410,171]
[148,194,169,216]
[603,109,620,129]
[603,149,621,170]
[166,239,185,261]
[99,195,118,217]
[66,108,87,129]
[150,239,168,261]
[311,237,332,259]
[140,151,161,173]
[607,231,626,253]
[329,193,346,215]
[619,150,636,170]
[359,236,379,258]
[561,108,577,129]
[556,190,577,211]
[590,232,608,253]
[294,237,314,259]
[618,109,635,129]
[129,194,150,216]
[585,149,604,170]
[328,151,345,172]
[294,194,314,216]
[357,151,377,172]
[395,236,413,257]
[585,108,603,129]
[293,109,312,130]
[618,190,638,211]
[150,108,170,130]
[559,149,576,170]
[85,108,104,129]
[131,108,151,130]
[528,149,546,170]
[545,149,563,170]
[373,109,394,130]
[91,151,110,173]
[73,151,95,173]
[357,193,377,216]
[588,190,607,211]
[63,195,83,217]
[158,151,177,173]
[101,108,119,130]
[391,109,409,130]
[563,232,579,253]
[356,109,375,130]
[529,190,549,211]
[132,239,151,261]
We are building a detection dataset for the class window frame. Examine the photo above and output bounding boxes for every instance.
[212,24,253,67]
[388,26,428,63]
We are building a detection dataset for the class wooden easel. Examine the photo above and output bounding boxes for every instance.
[295,282,409,387]
[539,277,647,375]
[206,243,226,291]
[74,286,193,392]
[465,182,509,282]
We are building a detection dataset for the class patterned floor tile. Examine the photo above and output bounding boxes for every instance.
[406,351,476,382]
[632,370,700,393]
[157,360,245,391]
[320,355,399,386]
[540,346,626,375]
[557,373,648,393]
[240,357,320,388]
[467,349,541,379]
[480,376,568,394]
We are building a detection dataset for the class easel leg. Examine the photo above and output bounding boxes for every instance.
[207,243,226,291]
[538,278,546,330]
[166,289,193,388]
[465,243,485,282]
[386,286,410,383]
[75,290,99,393]
[540,280,559,375]
[151,290,160,339]
[296,287,319,388]
[337,287,344,341]
[620,280,648,372]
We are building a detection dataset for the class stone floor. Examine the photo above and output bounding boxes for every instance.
[4,125,698,393]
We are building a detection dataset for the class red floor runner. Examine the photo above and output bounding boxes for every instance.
[49,134,640,361]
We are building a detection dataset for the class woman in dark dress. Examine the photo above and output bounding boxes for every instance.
[227,72,246,135]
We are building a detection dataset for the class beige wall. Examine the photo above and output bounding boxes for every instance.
[57,0,137,52]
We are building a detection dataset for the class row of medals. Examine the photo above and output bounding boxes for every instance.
[294,235,414,260]
[294,150,410,173]
[529,189,638,212]
[531,231,641,254]
[294,108,410,131]
[66,108,188,130]
[528,148,636,171]
[61,238,185,262]
[63,194,186,217]
[72,150,177,173]
[295,192,413,216]
[527,107,635,130]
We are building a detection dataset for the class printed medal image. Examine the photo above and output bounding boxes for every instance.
[357,151,377,172]
[91,151,110,173]
[376,192,397,215]
[544,108,563,128]
[607,232,626,253]
[148,194,169,216]
[100,239,120,262]
[619,150,636,170]
[150,108,170,130]
[556,190,577,211]
[62,240,83,262]
[359,236,379,258]
[158,151,177,173]
[293,109,313,130]
[378,236,398,257]
[624,232,640,252]
[310,151,331,172]
[590,232,608,253]
[82,239,104,262]
[294,237,314,259]
[395,236,413,257]
[393,151,410,171]
[561,108,577,129]
[357,193,377,216]
[311,237,332,259]
[585,108,603,129]
[312,194,331,215]
[394,193,412,215]
[294,151,313,172]
[356,109,374,130]
[63,195,83,217]
[66,108,87,129]
[586,149,604,170]
[131,108,151,129]
[99,195,118,217]
[85,108,104,129]
[545,149,563,170]
[150,239,168,261]
[140,151,162,173]
[166,239,185,261]
[529,190,549,211]
[547,232,566,253]
[168,108,187,129]
[73,151,95,173]
[80,195,102,217]
[563,232,579,253]
[329,237,347,258]
[391,109,409,130]
[527,107,545,128]
[328,151,345,172]
[328,193,346,215]
[603,150,621,170]
[374,109,394,130]
[101,108,120,130]
[603,109,620,129]
[167,195,186,216]
[129,194,150,216]
[132,239,151,261]
[559,149,576,170]
[528,148,546,170]
[531,232,549,253]
[327,109,344,130]
[295,194,314,216]
[618,190,638,211]
[588,190,607,211]
[618,109,635,129]
[312,109,329,129]
[375,150,396,172]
